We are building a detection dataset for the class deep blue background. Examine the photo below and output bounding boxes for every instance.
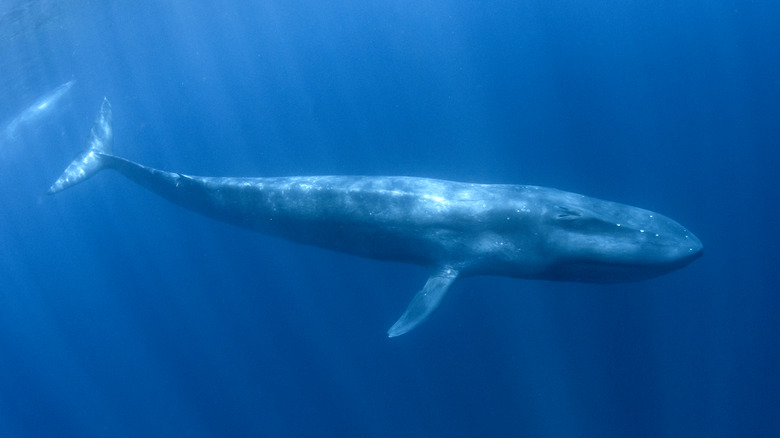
[1,1,778,436]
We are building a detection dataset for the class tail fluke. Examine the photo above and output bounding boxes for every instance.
[48,98,113,194]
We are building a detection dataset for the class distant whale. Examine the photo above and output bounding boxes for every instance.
[2,80,75,141]
[49,99,703,337]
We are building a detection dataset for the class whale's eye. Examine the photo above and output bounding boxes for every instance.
[556,206,582,220]
[554,207,616,233]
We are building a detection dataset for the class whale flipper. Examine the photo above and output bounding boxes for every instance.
[48,98,113,194]
[387,267,459,338]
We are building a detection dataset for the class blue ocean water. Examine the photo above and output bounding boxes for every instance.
[1,1,778,436]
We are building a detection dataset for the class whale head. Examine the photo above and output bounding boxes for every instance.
[540,192,702,283]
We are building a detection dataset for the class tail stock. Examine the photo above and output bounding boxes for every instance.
[48,98,113,194]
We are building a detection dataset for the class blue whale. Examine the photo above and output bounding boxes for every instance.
[2,80,75,142]
[49,99,703,337]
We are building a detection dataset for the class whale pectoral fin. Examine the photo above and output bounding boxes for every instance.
[387,267,459,338]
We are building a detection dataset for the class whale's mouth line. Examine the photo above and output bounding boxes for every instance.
[546,249,703,283]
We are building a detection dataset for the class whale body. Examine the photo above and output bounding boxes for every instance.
[49,99,703,337]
